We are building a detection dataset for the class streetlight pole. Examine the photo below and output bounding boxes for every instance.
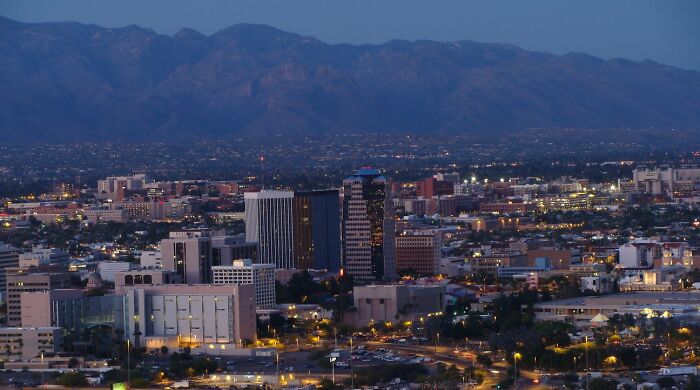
[350,336,354,390]
[127,338,131,386]
[585,336,590,390]
[435,333,440,353]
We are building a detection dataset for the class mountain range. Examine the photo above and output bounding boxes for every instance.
[1,16,700,142]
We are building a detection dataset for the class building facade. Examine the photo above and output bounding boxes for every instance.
[244,191,295,269]
[292,190,341,271]
[342,168,396,282]
[212,260,276,310]
[395,231,441,275]
[120,284,256,350]
[6,272,75,326]
[0,243,20,293]
[0,327,63,362]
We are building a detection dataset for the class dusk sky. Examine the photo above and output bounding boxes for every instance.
[1,0,699,71]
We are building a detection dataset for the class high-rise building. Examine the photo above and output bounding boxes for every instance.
[0,243,20,294]
[211,234,259,266]
[212,260,276,310]
[293,190,341,271]
[396,231,442,275]
[342,168,396,282]
[160,230,259,284]
[160,230,213,284]
[244,191,295,269]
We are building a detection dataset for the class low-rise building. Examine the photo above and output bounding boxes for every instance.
[212,260,276,310]
[119,284,257,351]
[347,284,445,327]
[0,327,63,362]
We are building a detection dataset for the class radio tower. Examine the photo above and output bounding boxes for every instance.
[259,154,265,190]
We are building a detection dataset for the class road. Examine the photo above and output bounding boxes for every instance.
[366,341,504,389]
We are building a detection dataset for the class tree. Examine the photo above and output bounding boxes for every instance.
[57,371,88,387]
[588,378,618,390]
[476,354,492,367]
[657,377,676,389]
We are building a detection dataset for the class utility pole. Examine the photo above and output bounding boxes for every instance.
[585,336,590,390]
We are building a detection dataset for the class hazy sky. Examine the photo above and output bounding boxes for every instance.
[2,0,699,70]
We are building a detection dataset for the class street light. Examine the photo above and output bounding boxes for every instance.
[513,352,522,383]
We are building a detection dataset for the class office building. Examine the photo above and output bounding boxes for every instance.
[6,272,74,326]
[18,246,69,267]
[97,261,134,282]
[114,269,181,294]
[0,327,63,362]
[292,190,341,271]
[212,260,276,310]
[395,231,441,275]
[119,284,256,350]
[348,284,445,327]
[415,177,454,198]
[97,174,149,200]
[0,243,20,293]
[140,250,162,268]
[632,165,700,195]
[21,290,120,333]
[342,168,396,282]
[244,191,295,269]
[82,207,128,223]
[211,234,259,266]
[160,230,214,283]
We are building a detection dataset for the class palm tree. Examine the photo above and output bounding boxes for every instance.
[160,346,169,365]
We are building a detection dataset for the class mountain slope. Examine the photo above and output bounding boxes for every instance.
[1,16,699,142]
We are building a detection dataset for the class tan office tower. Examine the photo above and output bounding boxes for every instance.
[341,168,396,282]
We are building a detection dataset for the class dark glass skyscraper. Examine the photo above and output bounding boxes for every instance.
[293,190,341,272]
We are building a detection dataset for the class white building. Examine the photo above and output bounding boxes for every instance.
[212,260,276,310]
[619,239,660,268]
[18,246,69,267]
[244,191,295,269]
[120,284,256,350]
[140,250,162,269]
[98,261,134,282]
[97,174,149,199]
[580,274,614,294]
[83,207,128,223]
[632,166,700,195]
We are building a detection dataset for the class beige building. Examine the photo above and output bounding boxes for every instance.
[113,269,181,294]
[469,251,528,273]
[348,284,445,327]
[6,272,74,326]
[0,327,63,362]
[20,289,84,328]
[120,284,257,351]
